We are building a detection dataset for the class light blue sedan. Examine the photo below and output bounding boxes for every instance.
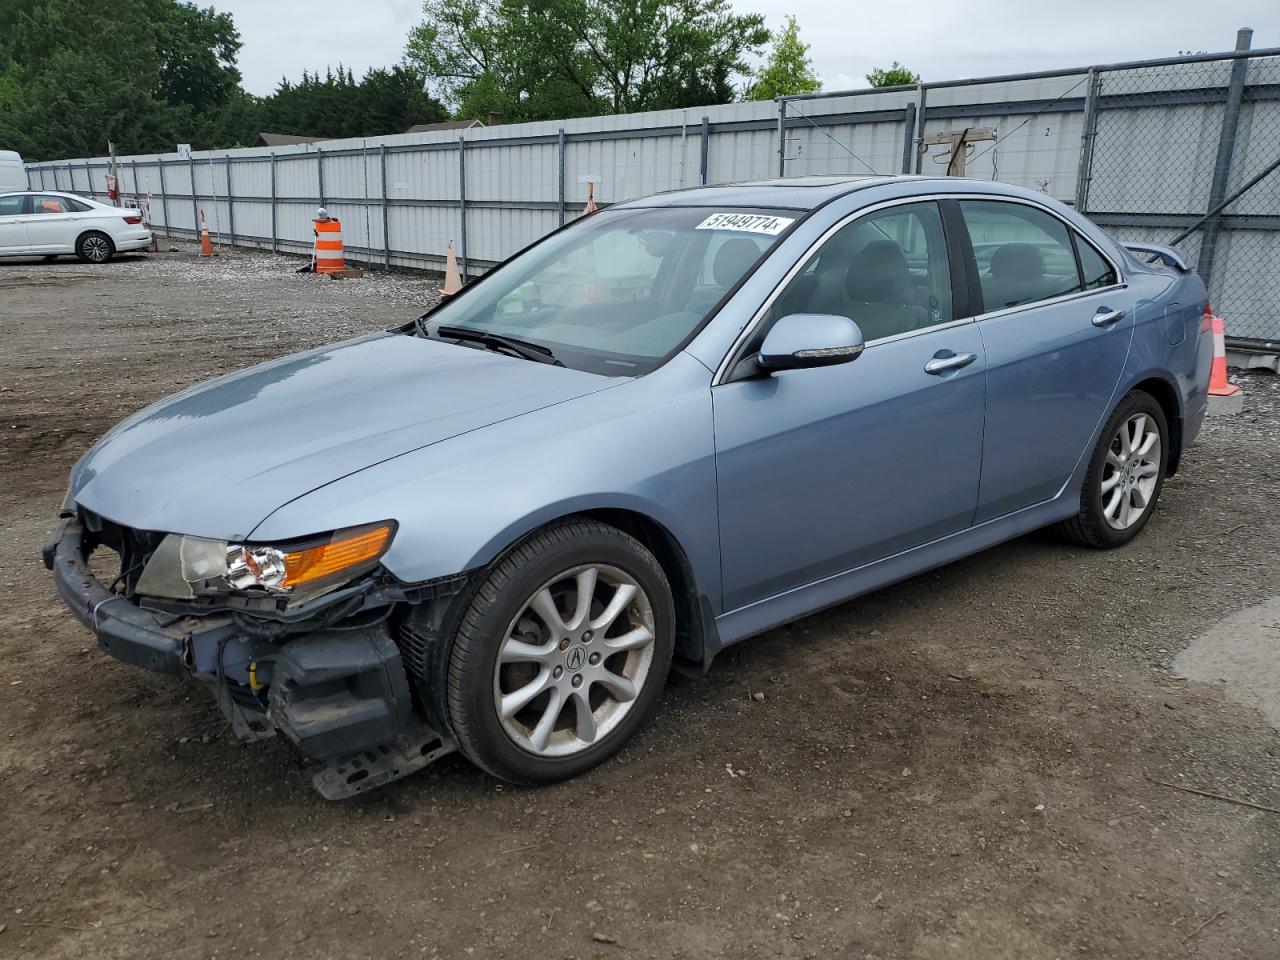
[45,176,1213,797]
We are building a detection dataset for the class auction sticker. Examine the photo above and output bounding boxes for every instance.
[695,212,795,236]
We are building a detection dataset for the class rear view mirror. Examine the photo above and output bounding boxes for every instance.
[757,314,865,371]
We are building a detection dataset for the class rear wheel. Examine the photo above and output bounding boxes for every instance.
[1057,390,1168,548]
[446,519,674,784]
[76,231,114,264]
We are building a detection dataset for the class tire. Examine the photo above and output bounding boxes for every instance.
[76,231,114,264]
[1057,390,1169,549]
[446,519,675,784]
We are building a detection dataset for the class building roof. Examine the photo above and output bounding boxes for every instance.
[255,133,334,147]
[403,119,486,134]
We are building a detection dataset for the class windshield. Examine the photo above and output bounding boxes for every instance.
[423,206,799,375]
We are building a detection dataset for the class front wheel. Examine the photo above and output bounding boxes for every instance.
[446,519,674,784]
[1057,390,1168,548]
[76,231,115,264]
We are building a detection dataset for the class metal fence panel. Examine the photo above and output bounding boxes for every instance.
[25,43,1280,347]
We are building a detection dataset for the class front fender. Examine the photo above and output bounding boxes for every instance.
[250,352,722,612]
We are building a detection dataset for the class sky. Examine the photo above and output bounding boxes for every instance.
[212,0,1279,98]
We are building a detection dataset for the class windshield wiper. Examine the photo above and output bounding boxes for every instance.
[434,325,563,366]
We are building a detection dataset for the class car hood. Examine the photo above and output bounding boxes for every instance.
[71,332,618,540]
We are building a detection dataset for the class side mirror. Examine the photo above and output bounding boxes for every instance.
[757,314,865,371]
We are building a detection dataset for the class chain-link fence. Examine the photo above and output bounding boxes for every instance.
[1080,43,1280,347]
[23,34,1280,352]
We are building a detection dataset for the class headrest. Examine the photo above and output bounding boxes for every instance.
[989,243,1045,280]
[712,238,761,286]
[846,240,911,303]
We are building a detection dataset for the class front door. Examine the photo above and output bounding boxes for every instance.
[0,194,30,253]
[952,199,1135,522]
[713,200,987,612]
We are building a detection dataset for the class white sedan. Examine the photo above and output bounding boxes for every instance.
[0,191,152,263]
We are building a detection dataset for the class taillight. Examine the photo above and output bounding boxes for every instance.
[1200,304,1213,333]
[123,215,143,225]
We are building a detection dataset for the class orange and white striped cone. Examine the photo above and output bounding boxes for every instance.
[441,243,463,297]
[198,210,213,257]
[583,182,598,215]
[312,210,345,275]
[1208,314,1240,397]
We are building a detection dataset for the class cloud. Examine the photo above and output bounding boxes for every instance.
[212,0,1276,97]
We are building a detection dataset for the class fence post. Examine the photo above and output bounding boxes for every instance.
[458,135,469,280]
[317,148,325,211]
[1198,27,1253,292]
[188,155,198,237]
[1073,67,1102,211]
[380,143,391,270]
[700,116,710,185]
[900,102,917,174]
[558,128,567,226]
[913,86,929,173]
[157,160,170,236]
[225,156,236,247]
[776,99,786,177]
[269,153,278,253]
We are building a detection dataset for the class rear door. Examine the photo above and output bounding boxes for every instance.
[25,194,80,252]
[0,194,31,253]
[950,198,1134,523]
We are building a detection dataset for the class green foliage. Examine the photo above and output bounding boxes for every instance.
[256,66,447,141]
[747,16,820,101]
[866,61,920,87]
[0,0,446,159]
[405,0,770,122]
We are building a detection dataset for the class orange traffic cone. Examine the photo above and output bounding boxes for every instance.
[441,243,463,297]
[198,210,213,257]
[583,182,598,215]
[1208,314,1240,397]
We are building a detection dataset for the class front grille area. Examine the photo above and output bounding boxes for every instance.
[79,509,166,598]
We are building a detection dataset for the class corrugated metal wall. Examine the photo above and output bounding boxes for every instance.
[23,49,1280,342]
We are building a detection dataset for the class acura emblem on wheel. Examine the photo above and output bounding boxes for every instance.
[565,645,586,671]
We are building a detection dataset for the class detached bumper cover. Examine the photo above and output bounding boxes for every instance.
[44,515,453,792]
[43,516,234,674]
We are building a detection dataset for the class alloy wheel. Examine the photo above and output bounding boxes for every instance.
[493,563,656,758]
[1101,412,1161,530]
[82,235,110,263]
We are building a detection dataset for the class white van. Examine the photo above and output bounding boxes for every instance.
[0,151,28,192]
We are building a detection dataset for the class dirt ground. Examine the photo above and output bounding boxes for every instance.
[1,241,1278,960]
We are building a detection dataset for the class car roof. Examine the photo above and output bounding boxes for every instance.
[0,190,87,199]
[615,175,1045,211]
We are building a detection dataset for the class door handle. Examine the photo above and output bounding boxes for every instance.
[924,352,977,375]
[1092,307,1126,328]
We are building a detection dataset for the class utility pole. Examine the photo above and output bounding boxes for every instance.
[921,127,996,177]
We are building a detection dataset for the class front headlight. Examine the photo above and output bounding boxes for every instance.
[135,521,396,602]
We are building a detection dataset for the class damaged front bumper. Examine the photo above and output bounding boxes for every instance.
[44,514,459,798]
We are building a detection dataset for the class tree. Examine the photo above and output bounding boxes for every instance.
[747,16,820,101]
[0,0,246,158]
[405,0,770,122]
[866,61,920,87]
[256,66,447,140]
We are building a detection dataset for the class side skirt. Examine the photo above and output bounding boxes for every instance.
[711,494,1079,653]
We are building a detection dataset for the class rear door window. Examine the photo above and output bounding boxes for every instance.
[958,200,1084,311]
[1075,236,1118,289]
[30,195,74,214]
[0,195,25,216]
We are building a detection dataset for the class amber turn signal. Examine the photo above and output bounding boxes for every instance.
[282,522,394,589]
